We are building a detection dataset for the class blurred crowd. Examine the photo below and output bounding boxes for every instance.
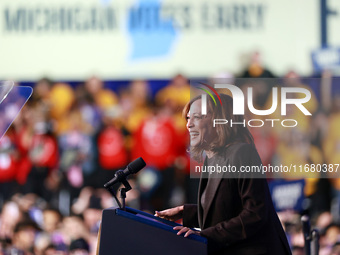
[1,53,340,254]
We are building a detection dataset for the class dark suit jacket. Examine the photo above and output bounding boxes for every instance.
[183,143,292,255]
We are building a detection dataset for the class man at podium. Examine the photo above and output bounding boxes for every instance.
[155,94,292,255]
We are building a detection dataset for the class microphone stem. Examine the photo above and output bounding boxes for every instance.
[106,186,122,209]
[120,188,127,211]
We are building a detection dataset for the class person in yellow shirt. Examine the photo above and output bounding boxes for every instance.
[155,74,190,134]
[85,76,118,112]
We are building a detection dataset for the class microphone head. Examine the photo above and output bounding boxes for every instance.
[127,157,146,174]
[301,215,311,238]
[301,215,309,223]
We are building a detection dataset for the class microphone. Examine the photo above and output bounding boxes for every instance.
[311,229,319,255]
[104,157,146,189]
[301,215,311,255]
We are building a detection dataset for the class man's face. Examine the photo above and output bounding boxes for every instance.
[14,227,35,250]
[43,210,60,233]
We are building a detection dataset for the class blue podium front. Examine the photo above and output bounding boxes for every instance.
[99,206,207,255]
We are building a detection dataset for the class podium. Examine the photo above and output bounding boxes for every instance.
[98,206,207,255]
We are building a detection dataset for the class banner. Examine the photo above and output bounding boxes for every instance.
[269,180,305,212]
[0,0,326,80]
